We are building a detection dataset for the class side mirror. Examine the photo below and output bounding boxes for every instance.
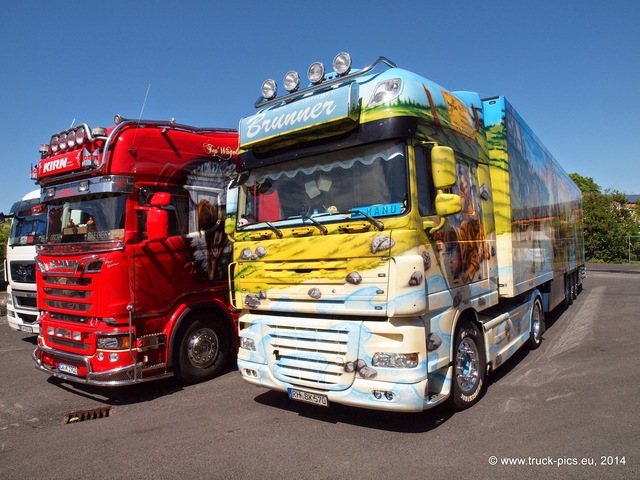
[224,217,235,236]
[423,193,462,235]
[431,146,457,189]
[147,192,170,242]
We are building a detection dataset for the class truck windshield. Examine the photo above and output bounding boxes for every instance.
[239,140,408,227]
[45,194,127,244]
[9,204,47,246]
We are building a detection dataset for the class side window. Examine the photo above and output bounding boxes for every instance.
[415,147,436,216]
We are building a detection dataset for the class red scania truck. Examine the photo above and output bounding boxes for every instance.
[32,116,239,385]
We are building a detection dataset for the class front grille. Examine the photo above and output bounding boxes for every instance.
[21,314,38,324]
[49,336,91,351]
[45,300,92,311]
[266,322,359,392]
[10,261,36,283]
[13,291,38,309]
[41,274,94,314]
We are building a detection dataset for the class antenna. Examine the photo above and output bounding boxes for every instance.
[69,118,76,128]
[128,83,152,152]
[138,83,151,122]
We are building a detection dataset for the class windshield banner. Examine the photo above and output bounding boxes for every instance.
[240,84,359,148]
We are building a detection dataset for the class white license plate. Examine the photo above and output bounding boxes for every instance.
[19,325,33,333]
[58,363,78,376]
[288,388,329,407]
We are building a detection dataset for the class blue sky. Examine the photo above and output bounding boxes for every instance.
[1,0,638,212]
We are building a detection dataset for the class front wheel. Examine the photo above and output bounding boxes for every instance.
[450,319,486,410]
[174,313,230,384]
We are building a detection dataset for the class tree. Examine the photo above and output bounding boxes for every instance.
[0,220,9,259]
[569,173,600,195]
[570,173,640,263]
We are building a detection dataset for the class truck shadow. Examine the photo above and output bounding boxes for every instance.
[45,360,239,406]
[485,292,578,386]
[253,390,455,433]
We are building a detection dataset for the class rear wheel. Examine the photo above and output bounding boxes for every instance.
[174,313,229,384]
[565,274,573,306]
[527,297,544,349]
[450,319,486,410]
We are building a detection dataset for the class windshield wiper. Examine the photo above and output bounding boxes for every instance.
[301,214,328,235]
[265,221,283,238]
[346,209,385,231]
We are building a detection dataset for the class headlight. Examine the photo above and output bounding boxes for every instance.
[97,335,131,349]
[369,78,403,107]
[372,352,419,368]
[240,337,256,351]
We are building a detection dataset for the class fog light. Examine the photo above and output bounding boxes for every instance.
[97,352,104,361]
[372,390,395,401]
[109,353,120,362]
[47,326,54,335]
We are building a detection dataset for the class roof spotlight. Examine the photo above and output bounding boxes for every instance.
[75,127,85,146]
[308,62,325,84]
[283,70,300,93]
[261,79,277,100]
[333,52,352,76]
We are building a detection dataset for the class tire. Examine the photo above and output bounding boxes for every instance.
[174,312,230,384]
[527,297,544,350]
[450,319,486,410]
[565,274,573,306]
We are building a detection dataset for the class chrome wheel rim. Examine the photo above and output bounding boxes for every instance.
[187,328,219,369]
[455,337,479,393]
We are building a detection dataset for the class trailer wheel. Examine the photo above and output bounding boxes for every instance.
[450,319,486,410]
[565,274,573,306]
[174,312,229,384]
[527,297,544,350]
